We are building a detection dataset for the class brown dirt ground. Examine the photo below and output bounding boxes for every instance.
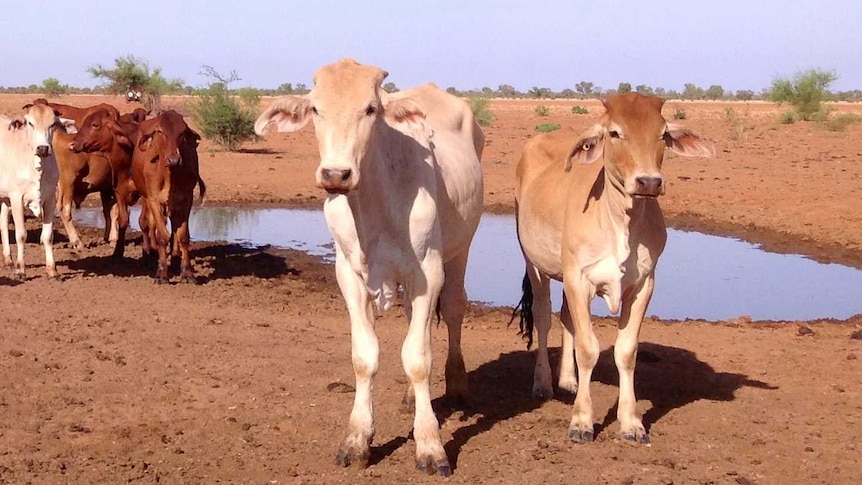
[1,94,861,484]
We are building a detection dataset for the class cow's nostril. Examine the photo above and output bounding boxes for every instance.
[339,169,352,182]
[36,145,50,157]
[635,176,663,195]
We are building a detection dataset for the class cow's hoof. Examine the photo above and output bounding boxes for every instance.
[334,445,370,468]
[621,427,650,446]
[154,277,170,285]
[180,274,196,284]
[416,456,452,477]
[531,385,553,401]
[568,425,594,444]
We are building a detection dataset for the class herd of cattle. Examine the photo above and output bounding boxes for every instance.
[0,98,205,282]
[1,58,714,477]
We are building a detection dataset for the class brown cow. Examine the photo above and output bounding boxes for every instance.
[68,107,141,258]
[131,110,206,283]
[516,93,714,445]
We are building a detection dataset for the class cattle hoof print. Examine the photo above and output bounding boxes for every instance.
[568,427,594,444]
[416,457,452,477]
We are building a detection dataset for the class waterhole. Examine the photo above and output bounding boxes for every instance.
[74,207,862,321]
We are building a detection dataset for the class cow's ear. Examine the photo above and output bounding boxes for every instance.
[136,126,155,151]
[8,117,25,131]
[58,118,77,135]
[254,95,311,135]
[564,124,604,171]
[106,119,131,148]
[186,128,201,147]
[382,96,427,134]
[664,123,715,158]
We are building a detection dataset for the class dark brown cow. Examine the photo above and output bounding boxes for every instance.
[131,110,206,283]
[68,108,141,258]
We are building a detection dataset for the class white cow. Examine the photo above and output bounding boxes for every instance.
[0,103,76,279]
[255,58,484,476]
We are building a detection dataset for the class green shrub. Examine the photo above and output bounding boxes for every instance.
[770,69,837,121]
[673,108,687,120]
[778,110,797,124]
[469,97,494,127]
[534,105,551,117]
[824,113,862,132]
[535,123,561,133]
[41,78,67,96]
[724,107,755,146]
[571,105,589,115]
[190,68,259,151]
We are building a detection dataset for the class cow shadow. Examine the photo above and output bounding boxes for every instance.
[63,241,296,282]
[371,341,775,470]
[192,243,297,281]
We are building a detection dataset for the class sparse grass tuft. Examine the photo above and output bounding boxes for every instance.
[571,105,589,115]
[724,107,755,146]
[469,97,494,127]
[535,123,561,133]
[534,105,551,117]
[673,108,687,120]
[823,113,862,132]
[779,110,797,124]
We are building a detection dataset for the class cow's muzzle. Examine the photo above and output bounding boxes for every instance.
[36,145,50,158]
[319,168,353,193]
[167,155,182,167]
[633,176,664,197]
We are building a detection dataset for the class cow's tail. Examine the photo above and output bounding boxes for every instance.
[195,176,207,208]
[509,271,535,349]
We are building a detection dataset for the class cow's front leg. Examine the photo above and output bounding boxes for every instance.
[1,203,11,269]
[564,276,599,443]
[558,294,577,394]
[40,196,57,279]
[615,276,655,445]
[333,251,378,468]
[402,256,450,476]
[9,198,27,279]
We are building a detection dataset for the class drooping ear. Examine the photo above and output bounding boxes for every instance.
[382,95,426,132]
[254,95,312,135]
[564,124,604,171]
[58,118,77,135]
[8,117,25,131]
[664,123,715,158]
[107,119,132,148]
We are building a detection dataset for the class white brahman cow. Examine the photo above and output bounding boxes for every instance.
[255,58,484,476]
[0,103,76,279]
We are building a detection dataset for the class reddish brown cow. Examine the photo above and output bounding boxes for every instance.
[27,98,119,126]
[69,108,141,258]
[131,110,206,283]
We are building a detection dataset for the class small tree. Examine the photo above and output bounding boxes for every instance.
[735,89,755,101]
[682,83,705,100]
[41,78,66,96]
[617,82,632,94]
[382,82,399,93]
[706,85,725,100]
[635,84,654,96]
[770,69,837,121]
[469,98,494,127]
[87,55,183,111]
[190,66,259,151]
[575,81,595,98]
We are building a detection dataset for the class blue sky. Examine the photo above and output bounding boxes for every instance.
[2,0,859,92]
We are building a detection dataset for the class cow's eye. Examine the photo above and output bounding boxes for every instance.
[608,130,620,138]
[311,106,319,115]
[365,105,376,116]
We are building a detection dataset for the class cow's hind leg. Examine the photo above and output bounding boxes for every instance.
[333,251,378,468]
[615,276,655,445]
[101,191,118,244]
[558,294,577,394]
[57,184,84,252]
[527,266,554,400]
[439,251,470,406]
[402,255,450,476]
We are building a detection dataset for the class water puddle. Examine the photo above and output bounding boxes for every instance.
[73,207,862,321]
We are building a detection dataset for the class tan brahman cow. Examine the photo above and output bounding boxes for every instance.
[255,58,484,476]
[515,93,713,444]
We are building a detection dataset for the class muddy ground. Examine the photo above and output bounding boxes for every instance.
[1,94,861,484]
